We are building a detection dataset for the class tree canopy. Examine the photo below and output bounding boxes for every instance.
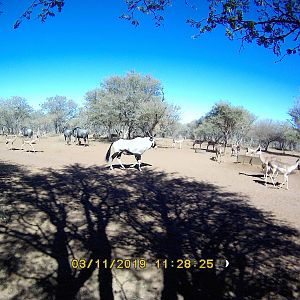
[85,72,179,139]
[289,96,300,130]
[4,0,300,57]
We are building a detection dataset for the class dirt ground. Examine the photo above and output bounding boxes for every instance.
[0,135,299,299]
[1,135,300,230]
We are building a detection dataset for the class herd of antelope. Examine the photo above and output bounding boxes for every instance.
[4,128,40,152]
[175,137,299,190]
[2,129,299,190]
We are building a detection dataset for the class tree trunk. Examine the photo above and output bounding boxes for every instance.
[265,141,270,152]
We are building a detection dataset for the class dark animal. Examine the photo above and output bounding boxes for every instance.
[64,129,73,145]
[193,139,205,149]
[73,127,89,146]
[105,133,156,171]
[21,128,33,138]
[207,141,217,151]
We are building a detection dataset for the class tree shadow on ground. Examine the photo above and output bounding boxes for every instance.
[266,150,300,159]
[0,161,299,299]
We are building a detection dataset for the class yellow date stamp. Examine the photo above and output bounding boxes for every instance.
[71,259,147,269]
[71,258,227,269]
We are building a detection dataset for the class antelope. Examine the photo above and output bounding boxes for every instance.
[207,141,217,151]
[246,146,260,156]
[215,144,224,163]
[265,158,299,190]
[172,138,185,149]
[5,135,17,150]
[256,146,281,179]
[193,139,205,149]
[105,133,156,171]
[231,144,240,157]
[21,136,39,152]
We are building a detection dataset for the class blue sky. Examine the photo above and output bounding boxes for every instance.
[0,0,299,123]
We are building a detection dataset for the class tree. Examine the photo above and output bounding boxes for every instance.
[205,101,255,149]
[193,118,223,143]
[8,0,300,57]
[0,96,33,134]
[85,72,178,138]
[27,109,55,134]
[253,119,281,151]
[41,95,78,134]
[289,96,300,130]
[275,122,300,151]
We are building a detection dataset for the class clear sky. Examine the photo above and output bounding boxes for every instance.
[0,0,299,123]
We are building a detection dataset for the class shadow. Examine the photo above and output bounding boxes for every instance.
[253,179,280,188]
[239,172,264,178]
[5,148,22,151]
[105,163,152,170]
[265,150,300,159]
[0,161,299,299]
[206,149,216,153]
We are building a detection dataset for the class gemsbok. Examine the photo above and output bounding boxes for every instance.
[105,133,156,171]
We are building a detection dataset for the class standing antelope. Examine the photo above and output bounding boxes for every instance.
[5,135,17,150]
[105,133,156,171]
[256,146,281,179]
[246,146,260,156]
[193,139,205,149]
[207,141,217,151]
[215,144,224,163]
[21,136,39,152]
[231,144,240,157]
[172,138,184,149]
[265,158,299,190]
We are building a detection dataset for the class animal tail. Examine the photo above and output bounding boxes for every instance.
[105,142,114,162]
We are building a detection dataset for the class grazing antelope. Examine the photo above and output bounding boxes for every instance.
[215,144,224,163]
[105,133,156,171]
[265,158,299,190]
[5,135,17,150]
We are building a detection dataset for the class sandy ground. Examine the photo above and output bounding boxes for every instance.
[0,135,299,300]
[1,135,300,230]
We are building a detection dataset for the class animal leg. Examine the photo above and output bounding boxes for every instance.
[116,153,125,169]
[269,168,277,187]
[135,154,142,171]
[29,142,35,152]
[279,174,288,190]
